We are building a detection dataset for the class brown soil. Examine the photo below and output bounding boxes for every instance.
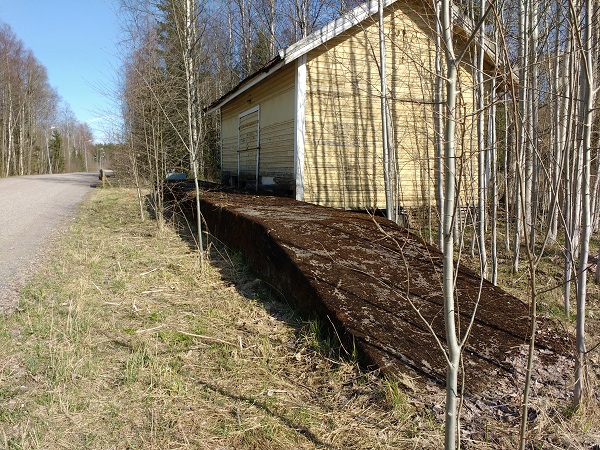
[168,184,576,433]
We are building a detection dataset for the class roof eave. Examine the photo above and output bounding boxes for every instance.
[207,0,502,113]
[208,0,399,113]
[205,56,284,114]
[278,0,397,64]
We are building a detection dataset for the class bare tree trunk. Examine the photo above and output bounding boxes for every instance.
[528,0,539,252]
[562,19,576,314]
[476,13,487,279]
[184,0,205,267]
[19,103,25,176]
[237,0,254,76]
[564,128,573,316]
[569,1,584,277]
[379,0,396,223]
[505,98,512,252]
[572,129,583,264]
[513,0,530,274]
[489,22,499,285]
[6,86,14,177]
[441,1,460,447]
[573,0,594,408]
[593,163,600,232]
[434,0,444,249]
[269,0,276,58]
[549,3,564,241]
[45,127,53,175]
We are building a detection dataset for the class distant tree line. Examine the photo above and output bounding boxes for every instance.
[0,22,96,176]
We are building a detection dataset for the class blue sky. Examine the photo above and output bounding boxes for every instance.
[0,0,121,143]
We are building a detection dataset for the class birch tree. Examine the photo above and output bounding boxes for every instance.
[488,14,500,284]
[378,0,397,223]
[434,0,445,249]
[475,0,487,279]
[182,0,206,264]
[440,1,460,446]
[511,0,528,274]
[573,0,595,408]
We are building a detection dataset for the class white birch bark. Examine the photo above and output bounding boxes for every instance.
[6,86,14,177]
[528,0,539,251]
[504,97,511,252]
[434,0,444,249]
[440,1,460,447]
[19,103,25,175]
[548,9,563,242]
[562,19,576,314]
[564,127,573,316]
[513,0,530,273]
[268,0,276,58]
[45,127,53,175]
[476,6,487,278]
[574,0,594,408]
[183,0,205,265]
[378,0,396,223]
[489,22,499,285]
[592,162,600,233]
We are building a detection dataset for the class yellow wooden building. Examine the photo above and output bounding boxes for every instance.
[207,0,484,212]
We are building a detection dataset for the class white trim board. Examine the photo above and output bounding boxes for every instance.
[238,105,260,119]
[294,55,307,201]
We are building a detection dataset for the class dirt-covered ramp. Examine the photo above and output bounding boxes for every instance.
[174,188,571,400]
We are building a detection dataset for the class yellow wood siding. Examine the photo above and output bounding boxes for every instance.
[220,64,296,185]
[303,0,477,209]
[238,110,259,185]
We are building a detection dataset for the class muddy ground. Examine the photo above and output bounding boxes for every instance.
[166,183,587,444]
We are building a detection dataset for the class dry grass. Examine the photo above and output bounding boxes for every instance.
[0,187,441,449]
[0,186,598,449]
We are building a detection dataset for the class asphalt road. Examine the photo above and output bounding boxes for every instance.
[0,172,98,312]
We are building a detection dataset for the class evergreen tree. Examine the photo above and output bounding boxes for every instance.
[49,129,64,173]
